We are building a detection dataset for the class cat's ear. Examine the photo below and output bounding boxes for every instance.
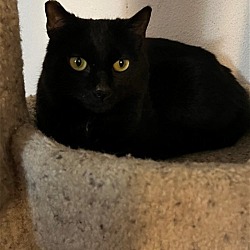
[45,1,75,36]
[128,6,152,37]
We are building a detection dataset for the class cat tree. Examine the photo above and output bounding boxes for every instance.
[0,1,249,249]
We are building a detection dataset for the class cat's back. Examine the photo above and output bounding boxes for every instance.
[144,37,250,150]
[145,37,216,66]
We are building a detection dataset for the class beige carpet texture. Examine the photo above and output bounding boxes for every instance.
[0,1,249,249]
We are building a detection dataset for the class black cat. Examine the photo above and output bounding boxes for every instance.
[36,1,250,159]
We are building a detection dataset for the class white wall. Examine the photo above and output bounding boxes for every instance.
[18,0,249,96]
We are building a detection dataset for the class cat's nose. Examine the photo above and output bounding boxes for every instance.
[93,89,111,101]
[93,81,112,101]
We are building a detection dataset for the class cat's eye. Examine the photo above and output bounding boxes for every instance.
[69,57,87,71]
[113,59,130,72]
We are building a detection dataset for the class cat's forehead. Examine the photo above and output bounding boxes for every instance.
[79,18,127,43]
[87,20,115,45]
[74,18,134,60]
[88,19,112,34]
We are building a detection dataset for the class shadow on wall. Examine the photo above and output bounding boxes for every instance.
[126,0,208,44]
[239,8,249,85]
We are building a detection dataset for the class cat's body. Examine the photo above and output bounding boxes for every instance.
[36,1,250,159]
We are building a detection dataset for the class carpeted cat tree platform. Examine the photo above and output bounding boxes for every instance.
[0,1,249,249]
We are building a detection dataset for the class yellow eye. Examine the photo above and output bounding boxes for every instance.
[113,59,130,72]
[69,57,87,71]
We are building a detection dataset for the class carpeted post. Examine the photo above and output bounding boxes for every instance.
[0,1,28,209]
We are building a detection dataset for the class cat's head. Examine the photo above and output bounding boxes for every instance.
[41,1,151,113]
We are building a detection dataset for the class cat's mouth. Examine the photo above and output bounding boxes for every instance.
[78,92,116,113]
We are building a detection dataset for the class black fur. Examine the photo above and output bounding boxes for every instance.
[36,1,250,159]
